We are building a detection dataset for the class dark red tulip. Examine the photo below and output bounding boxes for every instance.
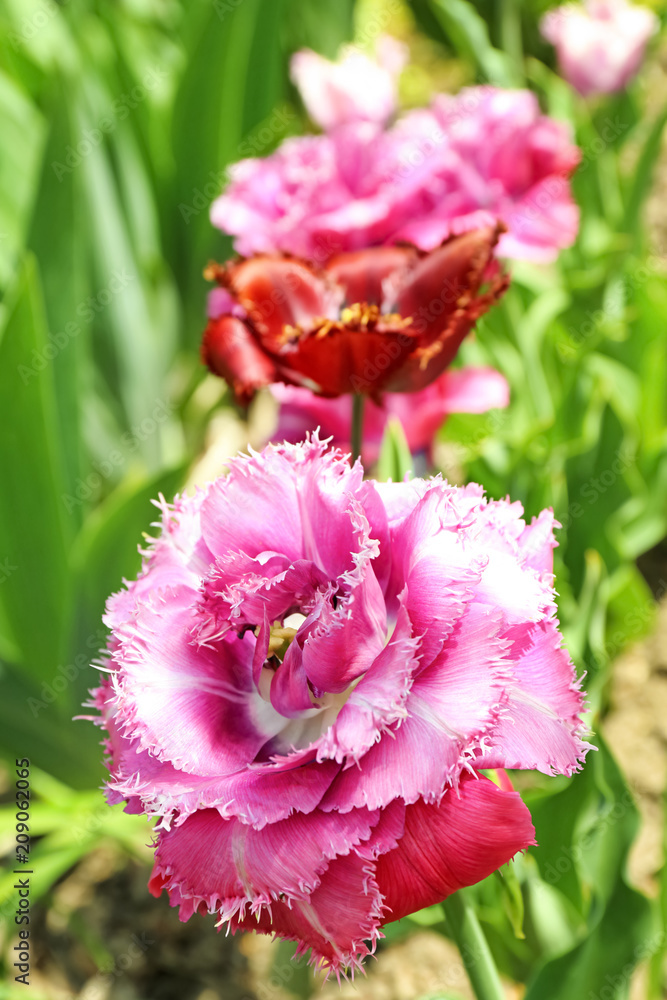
[201,226,508,402]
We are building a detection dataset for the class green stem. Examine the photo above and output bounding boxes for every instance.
[443,890,505,1000]
[350,393,365,468]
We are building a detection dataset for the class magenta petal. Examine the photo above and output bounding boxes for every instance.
[437,367,510,414]
[268,638,315,716]
[485,618,592,775]
[111,587,270,776]
[375,776,536,921]
[317,602,419,764]
[233,852,383,976]
[290,40,405,131]
[105,491,214,632]
[517,508,559,577]
[200,438,365,582]
[105,731,340,829]
[301,563,387,694]
[230,800,405,975]
[149,804,379,916]
[322,605,509,811]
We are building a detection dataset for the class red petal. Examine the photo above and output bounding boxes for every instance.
[284,325,418,396]
[227,256,337,346]
[201,317,277,404]
[375,775,535,921]
[325,246,417,306]
[387,227,508,392]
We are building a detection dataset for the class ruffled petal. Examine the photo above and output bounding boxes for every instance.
[322,604,509,811]
[484,618,591,775]
[388,228,508,392]
[316,601,419,764]
[110,587,272,776]
[104,721,341,830]
[229,800,405,976]
[200,437,364,579]
[105,491,213,632]
[300,560,387,694]
[149,804,379,917]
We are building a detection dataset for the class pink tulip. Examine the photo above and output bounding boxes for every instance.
[270,367,510,466]
[211,83,580,264]
[87,437,590,975]
[541,0,658,96]
[290,36,407,130]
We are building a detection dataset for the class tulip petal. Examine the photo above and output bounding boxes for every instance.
[201,316,277,404]
[321,604,509,811]
[149,804,379,918]
[110,587,271,777]
[324,246,417,306]
[226,256,340,346]
[375,776,536,922]
[438,366,510,413]
[315,601,419,764]
[104,716,341,829]
[389,227,508,391]
[484,618,592,775]
[283,323,418,397]
[229,800,405,975]
[200,437,364,578]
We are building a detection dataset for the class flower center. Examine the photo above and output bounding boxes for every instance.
[280,301,413,343]
[266,624,298,662]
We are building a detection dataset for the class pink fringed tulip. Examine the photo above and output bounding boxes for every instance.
[270,367,510,466]
[211,80,580,264]
[87,437,590,975]
[290,36,407,130]
[541,0,658,96]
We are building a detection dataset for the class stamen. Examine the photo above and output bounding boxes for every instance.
[279,303,414,345]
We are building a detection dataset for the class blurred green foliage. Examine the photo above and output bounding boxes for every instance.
[0,0,666,997]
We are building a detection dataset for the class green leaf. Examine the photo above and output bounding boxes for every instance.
[525,879,652,1000]
[72,462,188,648]
[426,0,516,86]
[0,69,45,289]
[0,255,72,682]
[524,739,653,999]
[27,75,92,528]
[0,666,103,788]
[377,415,414,482]
[171,0,289,340]
[495,865,526,940]
[622,104,667,237]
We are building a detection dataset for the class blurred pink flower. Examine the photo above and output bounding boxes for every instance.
[211,83,580,264]
[88,437,590,975]
[270,367,510,466]
[290,36,407,130]
[541,0,658,96]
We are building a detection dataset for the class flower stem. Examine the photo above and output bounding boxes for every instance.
[350,394,365,467]
[443,890,506,1000]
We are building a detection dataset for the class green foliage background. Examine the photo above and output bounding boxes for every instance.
[0,0,666,996]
